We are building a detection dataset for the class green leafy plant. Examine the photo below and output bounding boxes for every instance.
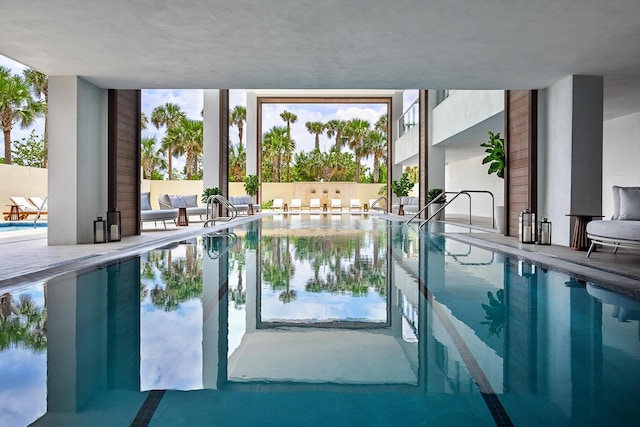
[480,131,505,178]
[390,173,415,198]
[201,187,221,204]
[243,174,260,197]
[481,289,505,338]
[427,188,446,204]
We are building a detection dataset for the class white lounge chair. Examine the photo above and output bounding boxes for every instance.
[272,198,284,211]
[309,198,321,211]
[331,199,342,211]
[349,199,362,212]
[28,196,48,211]
[290,198,301,211]
[3,196,44,220]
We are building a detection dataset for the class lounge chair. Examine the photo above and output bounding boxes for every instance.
[309,198,321,211]
[349,199,362,212]
[28,196,48,211]
[141,192,178,229]
[330,199,343,211]
[272,198,284,211]
[3,196,46,220]
[290,198,302,211]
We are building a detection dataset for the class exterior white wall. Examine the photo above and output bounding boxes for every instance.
[445,154,504,218]
[394,124,418,165]
[48,76,107,245]
[432,90,504,144]
[602,111,640,218]
[203,90,221,189]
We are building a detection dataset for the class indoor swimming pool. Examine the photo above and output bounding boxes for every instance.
[1,214,639,426]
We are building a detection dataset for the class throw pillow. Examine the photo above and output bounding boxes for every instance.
[169,195,187,208]
[618,187,640,220]
[141,192,152,210]
[183,194,198,207]
[158,194,172,209]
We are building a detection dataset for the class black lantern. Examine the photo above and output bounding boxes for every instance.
[518,208,536,243]
[107,208,122,242]
[94,216,106,243]
[538,218,552,245]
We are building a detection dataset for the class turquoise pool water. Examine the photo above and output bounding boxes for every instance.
[0,222,47,232]
[1,215,639,426]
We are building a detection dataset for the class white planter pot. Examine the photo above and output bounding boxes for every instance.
[429,203,445,220]
[495,205,505,234]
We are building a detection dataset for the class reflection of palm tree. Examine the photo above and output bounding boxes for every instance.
[481,289,505,338]
[0,292,47,353]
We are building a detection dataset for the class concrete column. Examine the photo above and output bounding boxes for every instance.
[427,90,445,191]
[203,89,221,189]
[48,76,108,244]
[246,91,258,176]
[390,91,405,208]
[541,75,603,246]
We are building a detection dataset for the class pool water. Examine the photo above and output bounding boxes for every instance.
[0,222,47,232]
[1,215,640,426]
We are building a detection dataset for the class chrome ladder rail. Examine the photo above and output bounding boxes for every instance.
[407,190,495,230]
[369,196,387,212]
[203,230,238,259]
[33,196,48,228]
[203,195,238,227]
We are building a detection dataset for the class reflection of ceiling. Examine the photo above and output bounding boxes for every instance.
[228,329,417,385]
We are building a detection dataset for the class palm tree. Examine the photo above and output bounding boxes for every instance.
[0,67,45,165]
[325,119,347,152]
[165,118,203,180]
[22,69,48,167]
[282,133,296,182]
[280,110,297,139]
[151,103,186,179]
[262,126,289,182]
[344,119,370,183]
[364,130,387,183]
[141,136,167,179]
[305,121,325,151]
[374,114,387,135]
[229,105,246,145]
[229,141,246,182]
[140,112,149,130]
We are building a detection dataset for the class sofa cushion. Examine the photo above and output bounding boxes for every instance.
[158,194,172,209]
[183,194,199,208]
[240,195,251,205]
[141,192,152,211]
[169,195,186,208]
[587,220,640,241]
[612,186,640,219]
[618,187,640,220]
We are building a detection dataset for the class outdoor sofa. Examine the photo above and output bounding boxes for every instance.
[158,194,207,220]
[141,192,178,228]
[228,195,260,215]
[586,186,640,257]
[392,196,420,215]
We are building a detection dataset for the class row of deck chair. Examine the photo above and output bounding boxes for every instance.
[2,196,48,220]
[271,198,382,212]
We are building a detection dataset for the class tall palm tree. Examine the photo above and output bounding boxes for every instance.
[283,134,296,182]
[305,121,325,151]
[364,130,387,183]
[0,67,45,165]
[165,118,203,180]
[229,105,246,145]
[140,112,149,130]
[22,69,49,167]
[325,119,347,152]
[374,114,388,135]
[151,103,186,179]
[262,126,289,182]
[280,110,297,140]
[141,136,167,179]
[344,118,370,183]
[229,141,246,182]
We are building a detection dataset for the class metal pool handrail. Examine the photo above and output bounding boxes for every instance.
[369,196,387,211]
[203,195,238,227]
[33,196,48,228]
[407,190,495,229]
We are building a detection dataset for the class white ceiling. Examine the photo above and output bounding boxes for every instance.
[1,0,639,119]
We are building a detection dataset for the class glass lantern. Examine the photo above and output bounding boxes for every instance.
[518,208,536,243]
[538,218,552,245]
[107,208,122,242]
[93,216,106,243]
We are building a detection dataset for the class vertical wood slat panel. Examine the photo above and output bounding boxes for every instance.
[109,90,141,237]
[505,90,537,237]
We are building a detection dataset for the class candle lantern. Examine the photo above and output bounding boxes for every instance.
[107,208,122,242]
[538,218,552,245]
[94,216,107,243]
[518,208,536,243]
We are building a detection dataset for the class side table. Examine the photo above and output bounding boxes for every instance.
[177,207,189,226]
[6,205,20,221]
[566,214,603,251]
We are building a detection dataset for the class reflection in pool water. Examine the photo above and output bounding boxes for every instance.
[1,215,640,426]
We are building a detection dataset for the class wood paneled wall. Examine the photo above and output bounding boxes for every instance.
[108,90,141,236]
[505,90,537,236]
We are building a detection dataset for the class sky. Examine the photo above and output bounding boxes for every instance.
[1,53,418,168]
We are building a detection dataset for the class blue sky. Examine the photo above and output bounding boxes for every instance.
[1,53,418,164]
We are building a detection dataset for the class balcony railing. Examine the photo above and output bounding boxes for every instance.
[398,98,419,137]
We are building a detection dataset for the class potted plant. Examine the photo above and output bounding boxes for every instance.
[243,174,260,215]
[202,187,221,217]
[391,173,415,215]
[481,131,506,232]
[427,188,446,220]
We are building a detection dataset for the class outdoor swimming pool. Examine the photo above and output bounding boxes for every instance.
[0,222,47,232]
[1,214,639,426]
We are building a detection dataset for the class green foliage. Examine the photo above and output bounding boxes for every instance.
[11,130,45,167]
[480,131,505,179]
[149,170,165,180]
[378,185,387,195]
[243,174,260,196]
[262,199,274,210]
[391,173,415,198]
[481,289,505,337]
[427,188,446,203]
[202,187,221,204]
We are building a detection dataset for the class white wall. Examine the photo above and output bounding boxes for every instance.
[203,90,221,189]
[445,154,504,219]
[602,111,640,218]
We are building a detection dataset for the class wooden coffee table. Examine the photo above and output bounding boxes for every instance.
[566,214,604,250]
[177,207,189,226]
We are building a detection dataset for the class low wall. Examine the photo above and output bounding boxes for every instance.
[0,164,48,215]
